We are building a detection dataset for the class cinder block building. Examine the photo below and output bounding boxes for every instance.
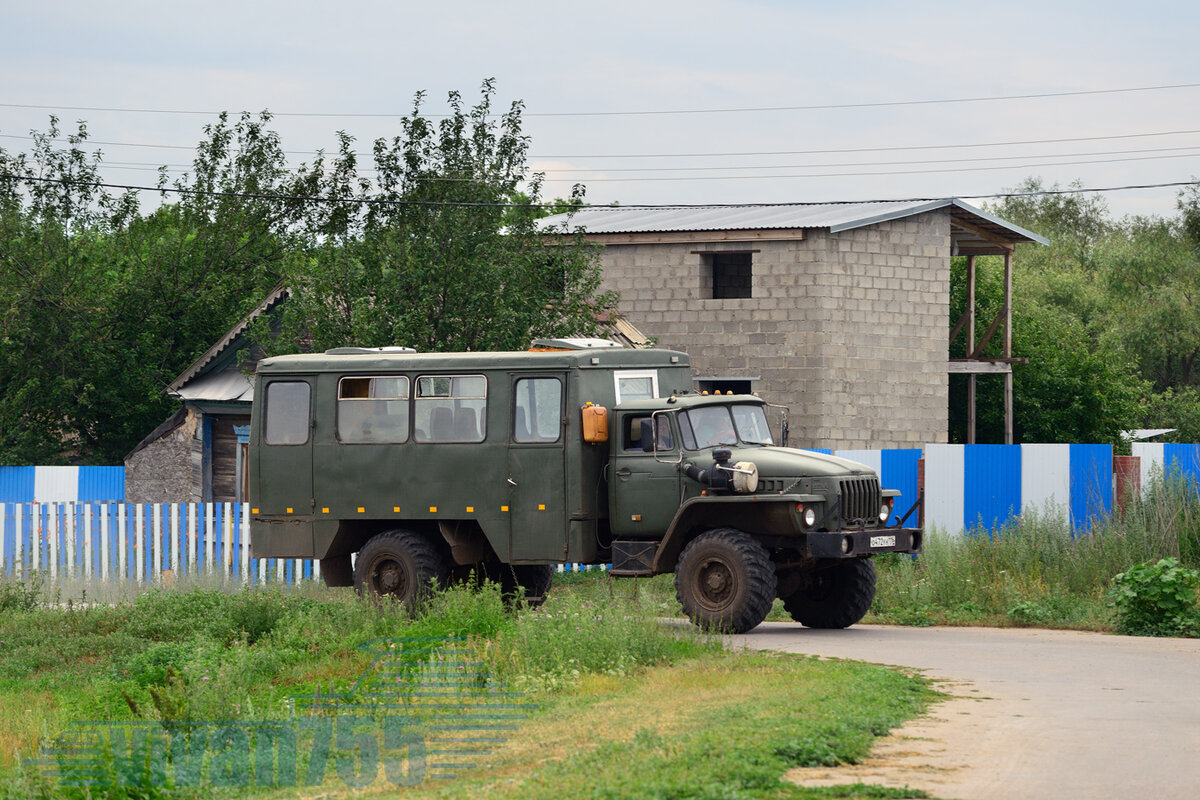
[544,199,1046,450]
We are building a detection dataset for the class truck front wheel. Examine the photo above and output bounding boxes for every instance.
[355,529,446,609]
[781,558,876,629]
[675,528,776,633]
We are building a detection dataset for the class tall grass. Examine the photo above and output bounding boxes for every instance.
[0,571,716,797]
[872,472,1200,628]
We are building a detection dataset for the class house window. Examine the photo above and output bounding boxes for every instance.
[696,379,753,396]
[705,252,753,299]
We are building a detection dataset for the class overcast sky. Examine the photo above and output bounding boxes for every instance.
[2,0,1198,219]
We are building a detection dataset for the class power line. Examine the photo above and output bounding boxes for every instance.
[81,146,1200,185]
[534,129,1200,160]
[1,170,1197,209]
[6,127,1200,163]
[537,146,1200,175]
[2,82,1198,119]
[525,82,1200,118]
[69,143,1200,175]
[555,153,1200,182]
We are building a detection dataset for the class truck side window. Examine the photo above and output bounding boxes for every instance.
[263,381,311,445]
[337,376,410,443]
[414,375,487,443]
[614,370,658,403]
[624,415,673,451]
[513,378,562,443]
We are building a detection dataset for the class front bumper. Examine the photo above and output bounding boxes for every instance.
[806,527,922,558]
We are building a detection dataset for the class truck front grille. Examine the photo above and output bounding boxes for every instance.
[839,477,881,525]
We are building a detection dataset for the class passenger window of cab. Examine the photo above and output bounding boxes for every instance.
[513,378,562,443]
[623,415,673,452]
[337,376,410,443]
[414,374,487,442]
[264,381,311,445]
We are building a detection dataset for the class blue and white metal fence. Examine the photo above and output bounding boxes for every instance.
[7,442,1200,586]
[0,466,125,504]
[923,443,1114,534]
[0,502,318,585]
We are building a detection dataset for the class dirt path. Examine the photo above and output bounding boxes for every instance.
[737,623,1200,800]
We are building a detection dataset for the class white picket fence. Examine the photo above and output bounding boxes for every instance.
[0,502,605,587]
[0,502,319,586]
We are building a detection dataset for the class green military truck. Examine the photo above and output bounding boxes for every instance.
[248,341,921,633]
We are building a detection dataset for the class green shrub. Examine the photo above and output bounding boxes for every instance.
[1106,557,1200,637]
[0,573,45,612]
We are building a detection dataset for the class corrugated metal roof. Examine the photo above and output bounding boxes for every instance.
[175,368,254,403]
[540,198,1048,249]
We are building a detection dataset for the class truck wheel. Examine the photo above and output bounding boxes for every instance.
[355,529,445,609]
[674,528,776,633]
[503,565,554,608]
[781,558,876,629]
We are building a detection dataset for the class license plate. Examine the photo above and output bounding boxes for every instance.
[869,535,897,549]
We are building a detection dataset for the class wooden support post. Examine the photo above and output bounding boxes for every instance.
[967,255,976,444]
[1004,251,1014,444]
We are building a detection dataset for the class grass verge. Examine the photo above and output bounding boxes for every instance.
[870,472,1200,631]
[0,578,935,799]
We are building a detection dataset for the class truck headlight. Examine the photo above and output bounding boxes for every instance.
[878,499,893,525]
[795,503,818,528]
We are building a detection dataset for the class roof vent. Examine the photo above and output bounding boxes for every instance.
[324,346,418,355]
[529,337,623,351]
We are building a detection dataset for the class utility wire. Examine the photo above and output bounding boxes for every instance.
[60,143,1200,176]
[6,127,1200,162]
[542,152,1200,182]
[2,171,1197,209]
[72,149,1200,183]
[2,82,1198,119]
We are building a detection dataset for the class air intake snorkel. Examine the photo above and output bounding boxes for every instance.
[682,449,759,494]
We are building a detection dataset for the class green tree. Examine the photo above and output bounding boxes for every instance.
[950,180,1146,444]
[0,114,296,463]
[270,80,613,354]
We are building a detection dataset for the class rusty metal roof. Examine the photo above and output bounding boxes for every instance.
[541,198,1047,254]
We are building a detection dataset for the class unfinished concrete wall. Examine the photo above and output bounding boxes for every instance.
[593,210,950,449]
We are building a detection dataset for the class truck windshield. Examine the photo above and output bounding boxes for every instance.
[679,404,774,449]
[732,405,773,444]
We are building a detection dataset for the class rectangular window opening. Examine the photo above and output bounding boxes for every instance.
[414,374,487,443]
[337,376,410,444]
[513,377,563,443]
[703,252,753,299]
[264,381,311,445]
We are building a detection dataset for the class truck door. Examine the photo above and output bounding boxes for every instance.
[506,375,569,561]
[255,377,315,518]
[609,411,681,538]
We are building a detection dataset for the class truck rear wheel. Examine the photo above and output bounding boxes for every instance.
[355,529,446,609]
[674,528,776,633]
[781,558,876,629]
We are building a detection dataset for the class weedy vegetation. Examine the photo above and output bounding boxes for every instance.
[870,471,1200,632]
[0,573,935,799]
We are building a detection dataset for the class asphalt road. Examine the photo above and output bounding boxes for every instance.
[737,623,1200,800]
